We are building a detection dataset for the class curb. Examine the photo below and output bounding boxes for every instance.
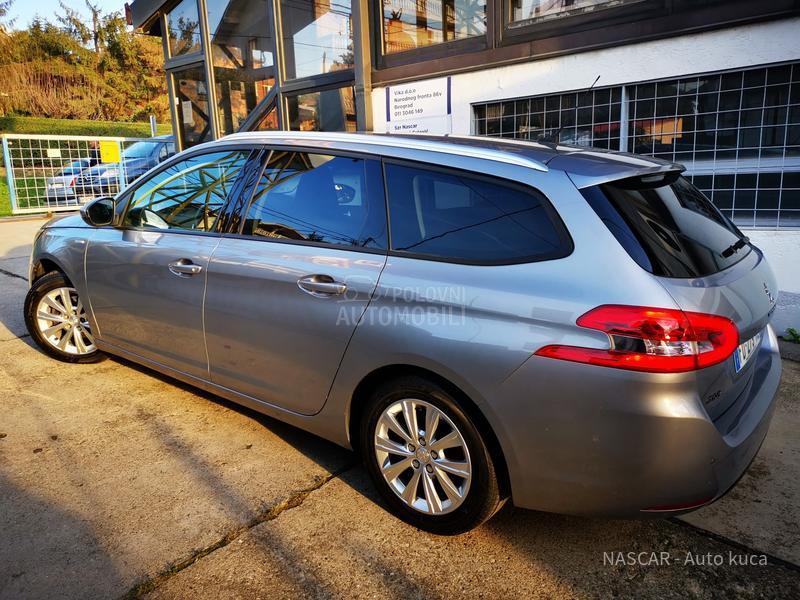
[0,214,51,223]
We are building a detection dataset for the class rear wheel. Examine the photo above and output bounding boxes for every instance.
[360,376,505,534]
[24,272,103,363]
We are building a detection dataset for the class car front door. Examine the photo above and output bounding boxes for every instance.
[204,149,388,414]
[85,148,252,378]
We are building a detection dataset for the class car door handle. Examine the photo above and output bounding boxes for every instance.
[297,274,347,297]
[168,259,203,277]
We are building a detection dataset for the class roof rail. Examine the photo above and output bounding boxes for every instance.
[221,131,548,172]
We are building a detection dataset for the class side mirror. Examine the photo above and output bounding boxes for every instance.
[80,197,115,227]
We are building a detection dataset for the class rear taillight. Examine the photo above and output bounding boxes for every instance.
[68,177,76,188]
[535,305,738,373]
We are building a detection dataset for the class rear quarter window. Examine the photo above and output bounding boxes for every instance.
[384,163,571,264]
[581,175,752,278]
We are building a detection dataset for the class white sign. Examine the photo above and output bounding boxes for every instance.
[386,77,451,134]
[387,115,452,135]
[46,148,62,159]
[181,100,195,126]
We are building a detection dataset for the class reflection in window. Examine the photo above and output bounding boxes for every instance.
[510,0,636,25]
[255,103,279,130]
[243,152,386,248]
[167,0,202,56]
[280,0,354,80]
[207,0,275,134]
[174,67,213,147]
[287,87,356,132]
[124,151,249,231]
[382,0,486,54]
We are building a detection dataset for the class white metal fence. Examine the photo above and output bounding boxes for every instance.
[1,134,155,214]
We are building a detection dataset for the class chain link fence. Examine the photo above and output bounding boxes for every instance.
[1,134,175,214]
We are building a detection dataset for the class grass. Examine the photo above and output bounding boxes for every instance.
[0,179,10,217]
[0,175,49,216]
[13,176,48,209]
[0,115,172,137]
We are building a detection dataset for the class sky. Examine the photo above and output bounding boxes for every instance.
[7,0,125,29]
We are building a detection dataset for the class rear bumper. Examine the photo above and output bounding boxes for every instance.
[493,325,782,516]
[706,325,781,507]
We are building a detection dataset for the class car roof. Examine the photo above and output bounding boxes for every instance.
[217,131,684,188]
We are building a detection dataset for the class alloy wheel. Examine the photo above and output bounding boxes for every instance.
[35,287,96,355]
[374,398,472,515]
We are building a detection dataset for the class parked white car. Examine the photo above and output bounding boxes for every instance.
[45,159,96,205]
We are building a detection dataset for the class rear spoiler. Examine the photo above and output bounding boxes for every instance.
[548,149,685,189]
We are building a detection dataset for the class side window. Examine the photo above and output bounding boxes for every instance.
[241,151,387,250]
[385,163,569,263]
[123,150,249,231]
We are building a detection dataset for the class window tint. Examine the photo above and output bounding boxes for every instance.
[124,150,249,232]
[242,152,387,249]
[582,176,752,277]
[384,163,568,263]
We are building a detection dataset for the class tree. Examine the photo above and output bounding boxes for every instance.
[0,1,13,23]
[0,0,169,122]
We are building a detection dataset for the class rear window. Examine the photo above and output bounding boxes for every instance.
[385,163,571,264]
[582,175,752,278]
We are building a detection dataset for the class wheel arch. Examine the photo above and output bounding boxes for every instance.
[348,364,511,498]
[31,257,71,285]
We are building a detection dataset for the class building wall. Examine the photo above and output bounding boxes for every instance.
[749,230,800,334]
[371,17,800,333]
[372,17,800,136]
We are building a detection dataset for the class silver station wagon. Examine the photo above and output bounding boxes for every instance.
[25,132,781,534]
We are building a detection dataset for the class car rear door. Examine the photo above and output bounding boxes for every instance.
[85,147,252,378]
[204,148,388,415]
[580,175,779,424]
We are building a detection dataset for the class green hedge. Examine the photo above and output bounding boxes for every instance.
[0,115,172,138]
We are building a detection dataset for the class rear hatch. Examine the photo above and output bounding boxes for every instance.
[577,171,778,425]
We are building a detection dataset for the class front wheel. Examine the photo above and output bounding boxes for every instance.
[24,272,103,363]
[360,376,505,535]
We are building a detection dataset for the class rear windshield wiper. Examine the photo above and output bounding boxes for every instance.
[721,236,750,258]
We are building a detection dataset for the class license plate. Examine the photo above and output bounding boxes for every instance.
[733,331,763,373]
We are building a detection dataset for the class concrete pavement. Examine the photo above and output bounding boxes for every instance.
[0,216,798,599]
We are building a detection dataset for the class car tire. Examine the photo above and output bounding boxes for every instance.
[360,375,505,535]
[24,272,104,364]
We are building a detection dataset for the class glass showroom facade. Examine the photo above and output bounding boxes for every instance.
[145,0,358,148]
[130,0,799,229]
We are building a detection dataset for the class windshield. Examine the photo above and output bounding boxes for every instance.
[59,160,87,176]
[123,142,160,159]
[582,175,752,278]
